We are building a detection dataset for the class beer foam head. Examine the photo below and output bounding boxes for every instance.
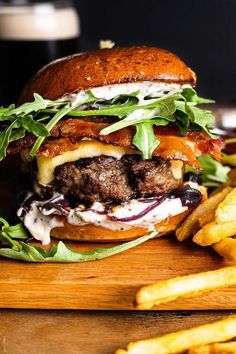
[0,3,80,40]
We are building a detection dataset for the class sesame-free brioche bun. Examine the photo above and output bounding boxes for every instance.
[19,46,196,103]
[50,209,191,242]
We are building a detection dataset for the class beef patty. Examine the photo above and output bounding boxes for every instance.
[54,155,183,205]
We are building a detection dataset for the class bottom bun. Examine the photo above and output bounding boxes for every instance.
[51,209,192,242]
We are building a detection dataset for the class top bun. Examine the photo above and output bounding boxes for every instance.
[19,46,196,103]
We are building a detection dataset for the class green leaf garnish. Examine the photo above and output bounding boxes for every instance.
[4,93,54,116]
[0,120,17,160]
[133,122,160,159]
[30,104,76,157]
[0,87,216,161]
[0,217,158,262]
[186,154,230,188]
[17,115,49,137]
[181,88,215,104]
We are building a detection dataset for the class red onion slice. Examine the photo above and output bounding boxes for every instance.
[138,196,164,203]
[110,195,167,223]
[90,209,108,215]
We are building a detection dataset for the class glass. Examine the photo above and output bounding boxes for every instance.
[0,0,80,105]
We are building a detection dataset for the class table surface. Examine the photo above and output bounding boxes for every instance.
[0,310,235,354]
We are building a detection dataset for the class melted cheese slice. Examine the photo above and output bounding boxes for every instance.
[36,140,138,185]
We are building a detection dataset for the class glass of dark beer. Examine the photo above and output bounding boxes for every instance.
[0,0,80,105]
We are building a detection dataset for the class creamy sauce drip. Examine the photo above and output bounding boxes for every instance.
[65,81,191,105]
[17,193,190,245]
[17,200,63,245]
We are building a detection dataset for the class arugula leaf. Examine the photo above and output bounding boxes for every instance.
[175,100,216,137]
[0,105,16,122]
[0,120,17,160]
[133,122,160,159]
[4,93,55,116]
[175,110,189,136]
[4,223,28,239]
[93,91,139,108]
[0,218,158,262]
[30,103,77,157]
[0,218,26,251]
[199,154,230,187]
[17,115,49,137]
[0,87,217,161]
[100,101,177,136]
[186,154,230,188]
[181,88,215,105]
[187,105,216,136]
[9,128,25,142]
[101,109,156,135]
[62,92,182,120]
[30,91,100,156]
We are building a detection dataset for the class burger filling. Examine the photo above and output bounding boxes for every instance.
[17,148,203,245]
[3,81,223,244]
[17,164,202,245]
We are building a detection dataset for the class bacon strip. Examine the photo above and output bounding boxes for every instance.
[8,118,224,169]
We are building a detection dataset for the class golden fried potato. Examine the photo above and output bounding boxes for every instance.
[176,187,232,242]
[213,238,236,262]
[193,221,236,246]
[198,211,216,228]
[115,317,236,354]
[188,341,236,354]
[135,266,236,310]
[228,169,236,187]
[216,188,236,223]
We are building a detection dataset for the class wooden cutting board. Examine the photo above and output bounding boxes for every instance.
[0,158,236,310]
[0,237,235,310]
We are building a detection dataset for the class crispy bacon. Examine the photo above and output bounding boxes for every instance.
[7,118,224,169]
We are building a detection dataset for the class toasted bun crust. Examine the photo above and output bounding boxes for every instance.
[50,209,191,242]
[19,46,196,103]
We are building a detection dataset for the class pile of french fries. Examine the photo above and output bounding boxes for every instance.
[115,316,236,354]
[134,172,236,311]
[176,174,236,260]
[117,168,236,354]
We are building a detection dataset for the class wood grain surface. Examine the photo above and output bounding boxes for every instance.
[0,310,235,354]
[1,157,236,310]
[0,237,235,310]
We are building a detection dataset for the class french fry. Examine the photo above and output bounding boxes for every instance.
[210,184,229,196]
[193,221,236,246]
[197,210,216,228]
[115,316,236,354]
[228,169,236,187]
[216,188,236,223]
[176,187,232,241]
[188,341,236,354]
[213,238,236,262]
[135,266,236,310]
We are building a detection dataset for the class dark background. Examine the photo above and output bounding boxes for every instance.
[75,0,236,102]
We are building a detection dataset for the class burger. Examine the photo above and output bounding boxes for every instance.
[4,46,223,245]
